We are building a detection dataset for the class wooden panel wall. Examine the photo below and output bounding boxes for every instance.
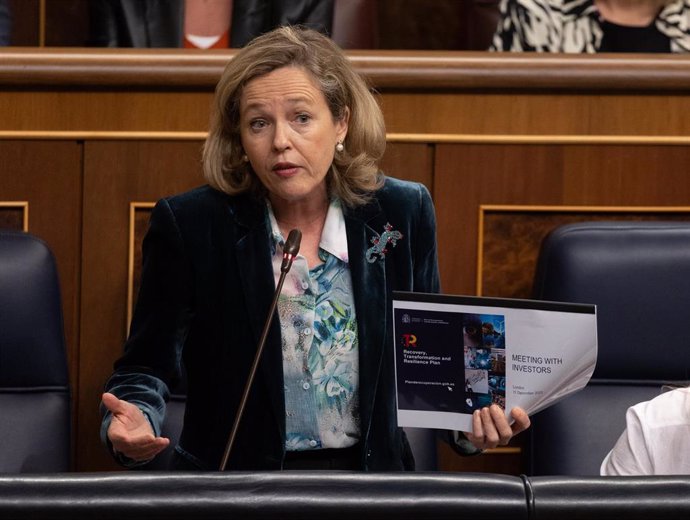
[78,140,205,470]
[2,50,690,473]
[434,143,690,296]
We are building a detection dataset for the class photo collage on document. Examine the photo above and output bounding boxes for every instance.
[462,313,506,412]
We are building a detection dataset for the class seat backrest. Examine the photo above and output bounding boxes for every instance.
[0,231,70,472]
[527,221,690,475]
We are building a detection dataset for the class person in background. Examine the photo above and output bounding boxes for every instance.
[0,0,11,46]
[100,25,530,471]
[183,0,234,49]
[490,0,690,53]
[601,385,690,475]
[89,0,334,48]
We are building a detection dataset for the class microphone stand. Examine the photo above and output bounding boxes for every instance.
[219,229,302,471]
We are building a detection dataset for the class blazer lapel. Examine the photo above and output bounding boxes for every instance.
[230,195,285,442]
[345,199,387,441]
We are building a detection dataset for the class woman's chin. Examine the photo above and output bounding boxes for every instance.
[267,184,328,207]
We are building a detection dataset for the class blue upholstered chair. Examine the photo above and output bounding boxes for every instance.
[526,221,690,476]
[0,231,71,472]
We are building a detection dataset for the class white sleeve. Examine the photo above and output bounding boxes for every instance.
[600,404,653,476]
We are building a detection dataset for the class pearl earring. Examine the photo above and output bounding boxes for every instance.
[335,141,344,153]
[242,154,248,162]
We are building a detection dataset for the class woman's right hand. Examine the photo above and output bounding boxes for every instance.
[102,392,170,462]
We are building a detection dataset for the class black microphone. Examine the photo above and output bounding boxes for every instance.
[281,229,302,273]
[219,228,302,470]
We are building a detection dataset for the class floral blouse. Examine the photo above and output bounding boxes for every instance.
[267,200,360,452]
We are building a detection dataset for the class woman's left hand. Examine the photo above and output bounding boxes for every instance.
[465,405,531,450]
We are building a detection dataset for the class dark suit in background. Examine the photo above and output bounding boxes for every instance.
[89,0,333,48]
[0,0,11,46]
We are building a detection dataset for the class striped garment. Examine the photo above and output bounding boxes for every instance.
[491,0,690,52]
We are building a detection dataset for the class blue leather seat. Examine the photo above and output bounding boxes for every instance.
[0,231,71,472]
[527,221,690,476]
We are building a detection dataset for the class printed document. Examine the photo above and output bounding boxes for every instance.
[393,292,597,431]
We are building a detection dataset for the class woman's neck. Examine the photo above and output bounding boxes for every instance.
[271,195,329,234]
[275,210,327,242]
[271,193,330,267]
[595,0,668,27]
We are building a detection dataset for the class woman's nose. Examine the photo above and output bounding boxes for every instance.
[272,122,291,151]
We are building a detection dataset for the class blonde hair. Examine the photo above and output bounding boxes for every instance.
[203,26,385,207]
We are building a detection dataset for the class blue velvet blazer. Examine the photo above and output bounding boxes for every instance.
[104,176,440,470]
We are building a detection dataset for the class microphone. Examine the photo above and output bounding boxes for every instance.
[281,229,302,273]
[219,228,302,470]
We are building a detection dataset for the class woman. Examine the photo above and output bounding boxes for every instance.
[491,0,690,53]
[101,26,530,471]
[601,385,690,475]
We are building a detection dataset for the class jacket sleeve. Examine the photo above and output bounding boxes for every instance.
[101,197,194,462]
[0,0,11,46]
[412,182,441,294]
[88,0,121,47]
[231,0,334,47]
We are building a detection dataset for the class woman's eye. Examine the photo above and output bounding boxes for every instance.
[296,114,310,124]
[249,119,267,130]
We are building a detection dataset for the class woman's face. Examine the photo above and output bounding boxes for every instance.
[239,66,348,208]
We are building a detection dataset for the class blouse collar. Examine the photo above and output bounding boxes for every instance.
[266,198,349,264]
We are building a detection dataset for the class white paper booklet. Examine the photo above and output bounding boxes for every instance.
[392,291,597,432]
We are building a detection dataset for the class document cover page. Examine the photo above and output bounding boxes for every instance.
[392,292,597,432]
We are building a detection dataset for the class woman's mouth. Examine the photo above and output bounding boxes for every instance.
[272,162,299,177]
